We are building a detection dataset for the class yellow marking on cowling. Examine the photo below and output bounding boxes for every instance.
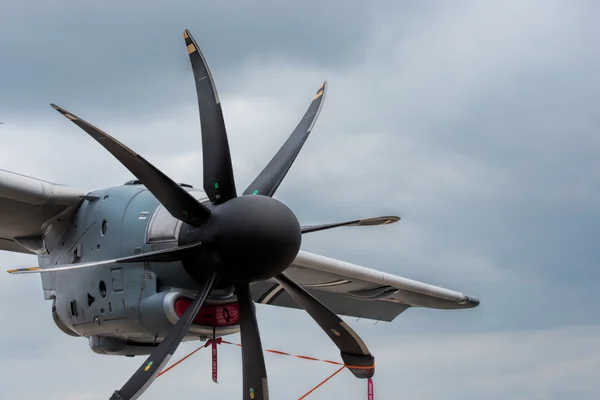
[187,43,197,54]
[313,90,323,100]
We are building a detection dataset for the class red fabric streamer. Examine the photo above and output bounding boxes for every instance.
[211,338,218,383]
[367,378,374,400]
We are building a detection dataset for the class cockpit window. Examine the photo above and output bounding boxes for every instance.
[146,205,182,243]
[146,189,208,243]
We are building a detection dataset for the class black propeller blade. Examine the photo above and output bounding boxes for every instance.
[236,282,269,400]
[274,273,374,379]
[110,273,217,400]
[50,104,212,227]
[7,242,203,274]
[243,81,327,198]
[185,29,237,204]
[301,215,400,234]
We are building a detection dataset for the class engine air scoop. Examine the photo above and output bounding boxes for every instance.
[175,298,240,327]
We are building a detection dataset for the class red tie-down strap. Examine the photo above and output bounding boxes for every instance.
[157,337,375,399]
[210,337,220,383]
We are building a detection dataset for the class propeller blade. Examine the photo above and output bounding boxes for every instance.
[235,282,269,400]
[301,215,400,234]
[50,104,211,226]
[184,29,237,204]
[7,242,203,274]
[274,273,374,379]
[243,81,327,197]
[110,273,217,400]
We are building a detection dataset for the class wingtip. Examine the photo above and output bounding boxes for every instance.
[465,296,480,307]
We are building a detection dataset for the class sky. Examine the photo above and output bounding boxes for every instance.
[1,0,600,399]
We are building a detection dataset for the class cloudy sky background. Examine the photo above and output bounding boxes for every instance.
[1,0,600,398]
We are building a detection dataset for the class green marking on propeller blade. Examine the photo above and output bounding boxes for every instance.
[144,360,153,372]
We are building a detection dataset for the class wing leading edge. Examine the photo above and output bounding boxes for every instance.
[251,250,479,322]
[0,169,87,254]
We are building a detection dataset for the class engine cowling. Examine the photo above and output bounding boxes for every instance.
[138,290,241,339]
[51,298,79,337]
[89,336,158,357]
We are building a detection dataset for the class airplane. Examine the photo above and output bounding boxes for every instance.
[1,29,480,400]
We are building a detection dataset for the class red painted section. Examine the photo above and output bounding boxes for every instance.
[174,298,240,326]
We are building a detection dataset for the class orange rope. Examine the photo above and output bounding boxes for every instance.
[219,340,375,370]
[298,365,346,399]
[157,338,374,398]
[157,343,206,377]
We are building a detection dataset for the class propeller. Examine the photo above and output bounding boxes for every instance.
[301,215,400,234]
[185,29,237,204]
[275,273,375,378]
[7,242,204,274]
[41,29,399,399]
[49,104,212,227]
[236,282,269,399]
[243,81,327,197]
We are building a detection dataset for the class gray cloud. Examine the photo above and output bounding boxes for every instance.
[1,0,599,398]
[0,0,383,117]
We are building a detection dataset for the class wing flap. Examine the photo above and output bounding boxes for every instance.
[252,280,410,322]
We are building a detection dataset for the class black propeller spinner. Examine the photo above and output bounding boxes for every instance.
[51,29,398,400]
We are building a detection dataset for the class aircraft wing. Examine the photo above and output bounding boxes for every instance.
[252,250,480,322]
[0,169,88,254]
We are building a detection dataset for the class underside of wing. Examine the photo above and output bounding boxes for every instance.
[252,250,480,322]
[0,169,88,254]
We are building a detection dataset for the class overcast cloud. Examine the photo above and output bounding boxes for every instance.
[1,0,599,399]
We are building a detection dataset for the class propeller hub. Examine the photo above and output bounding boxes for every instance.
[199,195,301,282]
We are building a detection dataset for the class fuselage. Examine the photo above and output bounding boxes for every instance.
[40,181,241,356]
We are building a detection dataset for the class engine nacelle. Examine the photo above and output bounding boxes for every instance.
[89,336,159,357]
[51,298,79,337]
[138,290,241,339]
